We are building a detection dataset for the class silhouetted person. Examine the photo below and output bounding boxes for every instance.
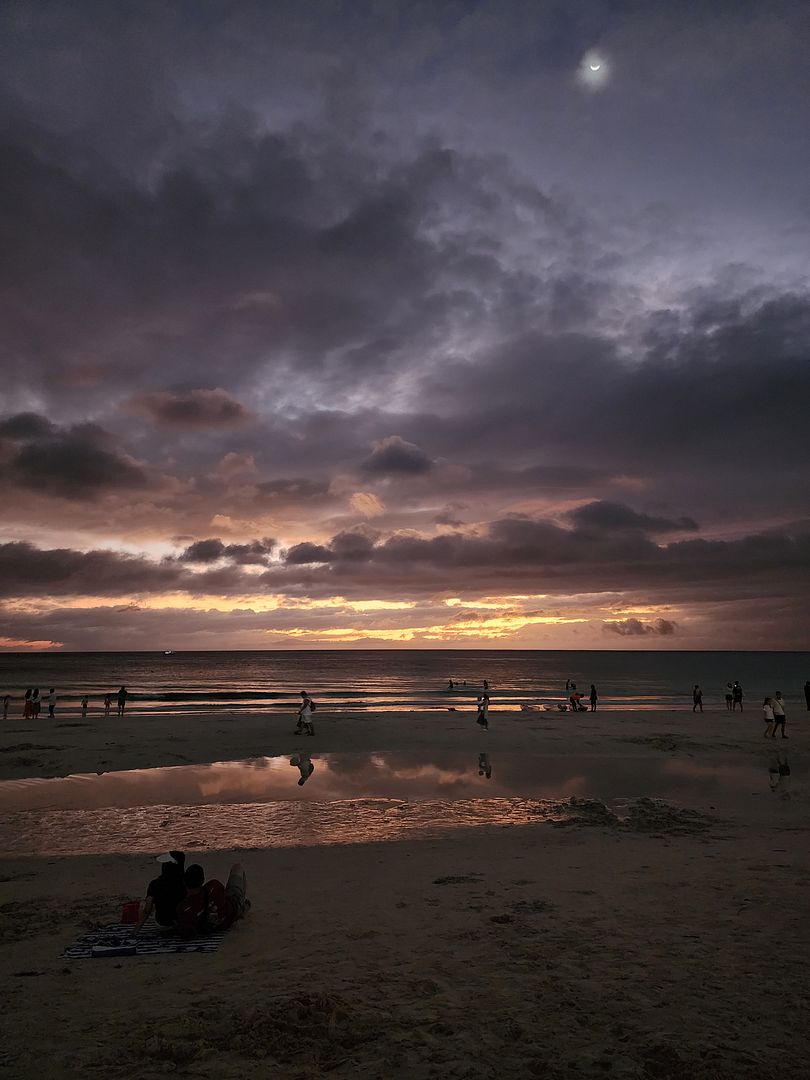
[772,691,787,738]
[724,682,733,711]
[134,851,187,933]
[31,688,40,719]
[804,680,810,711]
[692,685,703,712]
[483,679,489,691]
[104,694,112,717]
[448,679,454,690]
[47,688,56,718]
[732,681,743,711]
[117,686,128,716]
[478,753,492,779]
[23,689,32,719]
[81,696,89,717]
[589,684,598,712]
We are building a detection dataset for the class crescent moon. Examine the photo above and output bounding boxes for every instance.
[589,63,601,71]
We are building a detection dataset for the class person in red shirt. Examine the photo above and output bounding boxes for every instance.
[174,862,249,937]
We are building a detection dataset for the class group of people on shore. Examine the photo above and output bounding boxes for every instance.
[2,686,129,720]
[565,679,598,712]
[133,850,249,938]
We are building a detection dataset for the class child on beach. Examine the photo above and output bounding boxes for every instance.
[692,685,703,712]
[104,694,112,716]
[48,689,56,718]
[295,691,315,736]
[762,698,774,737]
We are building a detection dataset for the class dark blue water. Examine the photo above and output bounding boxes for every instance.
[0,650,807,714]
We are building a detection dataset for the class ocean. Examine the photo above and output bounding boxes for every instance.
[1,650,807,714]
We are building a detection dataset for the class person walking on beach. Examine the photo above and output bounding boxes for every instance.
[81,696,89,717]
[724,682,734,711]
[763,697,775,737]
[692,685,703,712]
[47,688,56,718]
[31,689,40,719]
[23,689,33,719]
[2,694,9,719]
[589,684,598,712]
[104,694,112,717]
[117,686,128,716]
[295,690,315,736]
[476,692,490,728]
[732,681,743,711]
[772,691,787,738]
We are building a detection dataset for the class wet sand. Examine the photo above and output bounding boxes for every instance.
[1,708,808,1078]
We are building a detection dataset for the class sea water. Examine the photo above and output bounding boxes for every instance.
[0,650,807,713]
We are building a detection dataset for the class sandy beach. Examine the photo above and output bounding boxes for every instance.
[1,707,808,1079]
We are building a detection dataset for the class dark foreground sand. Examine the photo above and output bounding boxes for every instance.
[1,708,808,1079]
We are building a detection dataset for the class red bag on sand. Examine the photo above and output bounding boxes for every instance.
[120,901,140,923]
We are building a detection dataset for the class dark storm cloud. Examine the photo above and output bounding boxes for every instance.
[125,389,254,428]
[0,542,183,597]
[177,537,275,565]
[603,618,678,637]
[568,502,698,534]
[361,436,435,476]
[0,414,148,498]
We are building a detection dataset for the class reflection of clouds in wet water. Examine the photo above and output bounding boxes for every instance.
[0,751,784,818]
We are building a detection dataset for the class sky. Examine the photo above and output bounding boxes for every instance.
[1,0,809,651]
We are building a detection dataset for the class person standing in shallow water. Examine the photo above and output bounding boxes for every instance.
[724,682,734,711]
[48,688,56,718]
[589,684,598,712]
[117,686,128,717]
[692,685,703,712]
[23,689,32,719]
[31,689,40,719]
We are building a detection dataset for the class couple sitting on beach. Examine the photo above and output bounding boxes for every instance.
[134,850,249,938]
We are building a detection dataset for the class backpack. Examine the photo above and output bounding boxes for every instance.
[309,699,316,712]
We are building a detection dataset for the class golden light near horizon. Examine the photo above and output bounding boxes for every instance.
[578,48,611,89]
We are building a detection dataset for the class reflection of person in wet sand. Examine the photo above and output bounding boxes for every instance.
[476,693,489,729]
[768,753,790,795]
[478,753,492,779]
[290,753,315,785]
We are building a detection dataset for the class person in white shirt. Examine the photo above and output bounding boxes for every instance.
[47,689,56,718]
[762,698,775,738]
[772,691,787,739]
[476,693,490,729]
[295,691,315,736]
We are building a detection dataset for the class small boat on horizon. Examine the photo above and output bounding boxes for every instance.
[163,650,174,655]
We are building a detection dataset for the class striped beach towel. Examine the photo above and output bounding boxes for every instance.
[62,922,228,959]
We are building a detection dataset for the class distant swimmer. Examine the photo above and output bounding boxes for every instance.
[478,753,492,779]
[295,690,315,736]
[117,686,128,716]
[476,693,490,729]
[290,753,315,785]
[448,679,455,690]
